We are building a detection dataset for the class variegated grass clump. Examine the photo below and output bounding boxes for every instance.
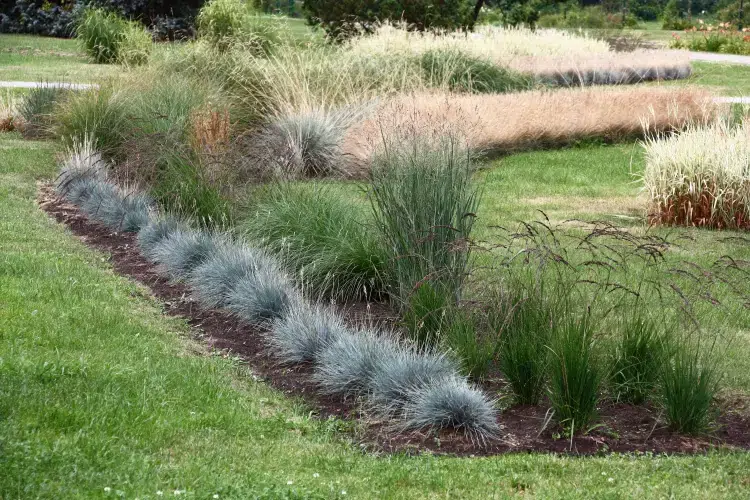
[643,121,750,229]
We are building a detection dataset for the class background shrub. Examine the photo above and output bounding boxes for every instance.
[197,0,281,53]
[117,20,153,66]
[304,0,476,39]
[76,8,128,64]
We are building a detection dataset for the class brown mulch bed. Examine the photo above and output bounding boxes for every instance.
[38,184,750,457]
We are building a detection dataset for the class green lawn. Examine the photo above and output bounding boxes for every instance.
[3,135,750,498]
[0,34,118,82]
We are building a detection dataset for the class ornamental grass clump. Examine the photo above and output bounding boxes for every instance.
[55,137,108,203]
[547,313,602,433]
[188,244,270,309]
[368,348,457,414]
[151,229,220,280]
[314,330,399,397]
[401,376,499,443]
[611,312,664,405]
[242,183,387,300]
[19,84,69,137]
[643,121,750,230]
[269,302,350,364]
[225,265,300,324]
[660,333,722,434]
[137,216,186,258]
[370,134,480,344]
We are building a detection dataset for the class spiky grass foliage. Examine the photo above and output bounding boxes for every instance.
[189,244,274,309]
[76,8,128,64]
[369,348,458,414]
[642,121,750,230]
[499,294,553,405]
[660,338,721,434]
[149,149,232,227]
[441,309,496,381]
[259,106,369,178]
[137,216,187,259]
[611,312,664,405]
[269,301,350,364]
[225,265,300,324]
[370,135,480,337]
[118,21,152,66]
[420,49,534,94]
[401,376,498,443]
[55,86,128,157]
[78,180,152,232]
[55,136,108,203]
[547,313,602,432]
[242,183,386,300]
[151,229,221,280]
[314,330,399,396]
[402,282,452,347]
[19,84,68,137]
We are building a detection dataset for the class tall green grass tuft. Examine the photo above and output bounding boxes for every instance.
[611,311,664,405]
[55,86,128,157]
[660,334,721,434]
[370,135,480,344]
[547,312,602,433]
[242,183,387,300]
[499,293,553,405]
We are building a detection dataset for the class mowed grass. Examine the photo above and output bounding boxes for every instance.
[0,34,119,82]
[2,136,750,498]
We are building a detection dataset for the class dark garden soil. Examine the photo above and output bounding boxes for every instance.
[39,184,750,457]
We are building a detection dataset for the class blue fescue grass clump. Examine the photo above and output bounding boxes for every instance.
[225,265,300,324]
[269,301,350,364]
[189,244,274,309]
[78,181,152,233]
[151,229,221,280]
[118,192,153,232]
[314,331,399,397]
[137,216,186,258]
[402,376,498,443]
[368,348,457,414]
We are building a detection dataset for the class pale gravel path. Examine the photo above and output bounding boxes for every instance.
[0,81,97,90]
[689,51,750,65]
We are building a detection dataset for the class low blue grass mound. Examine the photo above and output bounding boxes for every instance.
[119,192,153,232]
[269,302,350,364]
[189,244,272,309]
[402,376,498,443]
[369,349,458,414]
[225,265,300,324]
[314,331,399,396]
[138,216,186,258]
[152,229,220,280]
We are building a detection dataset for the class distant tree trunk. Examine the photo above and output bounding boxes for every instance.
[471,0,486,29]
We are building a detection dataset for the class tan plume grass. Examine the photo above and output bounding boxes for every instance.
[346,24,691,86]
[643,121,750,230]
[340,87,715,177]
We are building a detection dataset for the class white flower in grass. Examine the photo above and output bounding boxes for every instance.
[287,480,293,485]
[156,491,163,496]
[213,495,220,499]
[104,487,112,493]
[174,490,185,496]
[608,477,615,483]
[341,491,347,495]
[313,473,320,478]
